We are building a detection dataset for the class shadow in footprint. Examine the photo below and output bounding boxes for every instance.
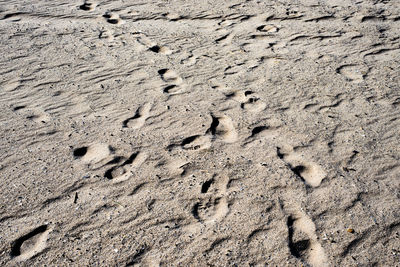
[181,135,201,147]
[79,2,96,11]
[207,116,220,136]
[251,126,269,137]
[192,203,201,222]
[13,106,26,111]
[73,147,88,158]
[149,45,171,55]
[201,178,214,193]
[287,216,310,258]
[123,113,140,128]
[163,84,178,93]
[291,165,306,182]
[149,45,161,53]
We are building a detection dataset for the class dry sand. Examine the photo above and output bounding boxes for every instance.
[0,0,399,266]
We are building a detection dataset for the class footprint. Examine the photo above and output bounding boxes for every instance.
[11,225,51,262]
[73,143,113,167]
[336,64,368,83]
[287,213,329,267]
[246,124,280,142]
[243,127,274,148]
[165,159,190,177]
[158,69,185,95]
[201,178,215,193]
[98,29,114,41]
[163,84,185,94]
[215,32,235,45]
[192,175,229,223]
[256,24,279,33]
[137,36,172,55]
[224,90,248,102]
[250,125,276,138]
[225,89,266,112]
[180,54,198,65]
[122,103,151,129]
[26,112,51,124]
[168,114,237,152]
[149,45,172,55]
[192,197,229,223]
[104,151,147,182]
[240,96,267,112]
[79,1,96,11]
[158,69,182,84]
[180,135,212,151]
[207,114,238,143]
[16,106,51,124]
[167,134,212,153]
[277,146,326,187]
[103,12,123,24]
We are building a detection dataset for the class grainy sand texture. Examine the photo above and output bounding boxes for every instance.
[0,0,399,266]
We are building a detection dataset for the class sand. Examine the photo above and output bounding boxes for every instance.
[0,0,399,266]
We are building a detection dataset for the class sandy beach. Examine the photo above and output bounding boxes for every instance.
[0,0,399,266]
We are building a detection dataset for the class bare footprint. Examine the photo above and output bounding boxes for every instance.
[243,124,280,147]
[241,96,267,112]
[224,89,266,112]
[168,114,237,152]
[158,69,183,84]
[166,159,190,177]
[287,212,329,267]
[158,69,185,95]
[73,143,113,167]
[122,103,152,129]
[207,114,238,143]
[180,135,212,151]
[192,197,229,223]
[225,90,248,102]
[103,12,123,25]
[104,151,147,182]
[137,36,172,55]
[192,175,230,223]
[11,225,52,262]
[257,24,279,33]
[167,134,211,153]
[277,146,326,187]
